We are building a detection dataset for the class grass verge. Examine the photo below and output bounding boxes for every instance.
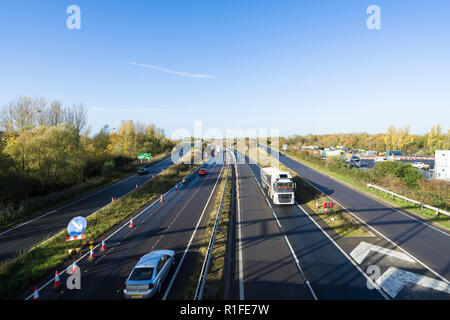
[184,165,230,299]
[250,148,370,237]
[0,161,196,300]
[286,151,450,230]
[203,166,232,300]
[0,152,171,230]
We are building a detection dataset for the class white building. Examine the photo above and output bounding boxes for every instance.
[435,150,450,181]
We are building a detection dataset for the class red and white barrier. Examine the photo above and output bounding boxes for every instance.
[65,234,86,242]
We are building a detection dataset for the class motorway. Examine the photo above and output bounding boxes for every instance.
[19,151,225,300]
[229,149,386,300]
[11,144,450,300]
[259,145,450,283]
[0,153,178,263]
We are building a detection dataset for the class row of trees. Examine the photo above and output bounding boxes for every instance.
[282,125,449,155]
[0,96,173,204]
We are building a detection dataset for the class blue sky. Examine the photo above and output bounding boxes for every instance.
[0,0,449,137]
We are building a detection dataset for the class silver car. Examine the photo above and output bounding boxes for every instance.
[123,249,175,299]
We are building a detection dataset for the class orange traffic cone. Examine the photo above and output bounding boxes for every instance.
[324,208,328,215]
[316,202,319,210]
[111,197,114,203]
[71,258,78,274]
[129,217,134,228]
[33,286,40,300]
[160,194,164,203]
[136,184,138,189]
[100,238,106,252]
[175,185,178,191]
[88,246,95,261]
[53,270,61,289]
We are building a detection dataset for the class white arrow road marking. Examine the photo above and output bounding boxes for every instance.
[71,221,83,232]
[350,242,416,264]
[376,267,450,298]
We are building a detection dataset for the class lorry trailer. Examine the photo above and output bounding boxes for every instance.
[260,167,296,205]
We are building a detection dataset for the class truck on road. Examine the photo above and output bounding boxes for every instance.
[260,167,296,205]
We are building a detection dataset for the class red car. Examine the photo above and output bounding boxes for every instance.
[199,169,207,176]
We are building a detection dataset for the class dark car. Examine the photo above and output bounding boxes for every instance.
[138,167,149,175]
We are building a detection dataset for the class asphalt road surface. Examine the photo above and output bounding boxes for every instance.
[230,150,385,300]
[260,144,450,283]
[0,154,177,263]
[20,152,226,300]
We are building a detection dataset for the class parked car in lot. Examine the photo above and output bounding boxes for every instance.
[138,167,150,175]
[412,162,430,169]
[348,156,361,168]
[199,169,207,176]
[123,250,175,299]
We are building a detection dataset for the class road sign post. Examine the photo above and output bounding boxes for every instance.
[66,216,87,242]
[138,153,152,160]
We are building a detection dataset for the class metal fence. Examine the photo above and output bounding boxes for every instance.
[193,162,231,300]
[367,183,450,217]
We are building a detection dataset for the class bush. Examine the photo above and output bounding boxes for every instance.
[371,162,422,188]
[101,161,115,176]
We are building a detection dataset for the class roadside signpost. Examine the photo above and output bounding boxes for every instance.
[324,202,334,209]
[138,153,152,163]
[66,216,87,242]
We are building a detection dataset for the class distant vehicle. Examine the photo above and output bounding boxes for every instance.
[386,150,402,157]
[412,162,430,169]
[138,167,150,175]
[279,151,283,156]
[375,157,388,162]
[199,169,207,176]
[348,156,361,168]
[123,250,175,299]
[260,167,295,205]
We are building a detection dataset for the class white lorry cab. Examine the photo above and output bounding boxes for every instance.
[260,167,296,205]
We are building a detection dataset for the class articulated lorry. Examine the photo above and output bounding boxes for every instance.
[260,167,296,205]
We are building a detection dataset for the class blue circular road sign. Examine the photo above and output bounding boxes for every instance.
[67,216,87,237]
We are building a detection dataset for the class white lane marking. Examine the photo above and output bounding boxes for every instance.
[0,157,172,238]
[376,267,450,298]
[262,145,449,236]
[283,234,318,300]
[241,157,317,300]
[162,163,224,300]
[233,155,245,300]
[295,203,390,300]
[24,161,193,300]
[259,146,450,284]
[350,241,416,265]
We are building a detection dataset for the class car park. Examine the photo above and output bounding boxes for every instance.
[123,250,175,299]
[348,156,361,168]
[412,162,430,169]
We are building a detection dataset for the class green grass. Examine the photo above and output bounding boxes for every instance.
[249,149,370,237]
[0,152,171,230]
[184,165,230,300]
[0,161,197,300]
[203,166,232,300]
[286,152,450,230]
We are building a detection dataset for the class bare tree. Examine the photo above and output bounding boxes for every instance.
[0,96,37,133]
[46,100,64,127]
[34,97,47,127]
[66,104,88,151]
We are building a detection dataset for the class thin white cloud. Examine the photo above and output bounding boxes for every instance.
[129,62,216,79]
